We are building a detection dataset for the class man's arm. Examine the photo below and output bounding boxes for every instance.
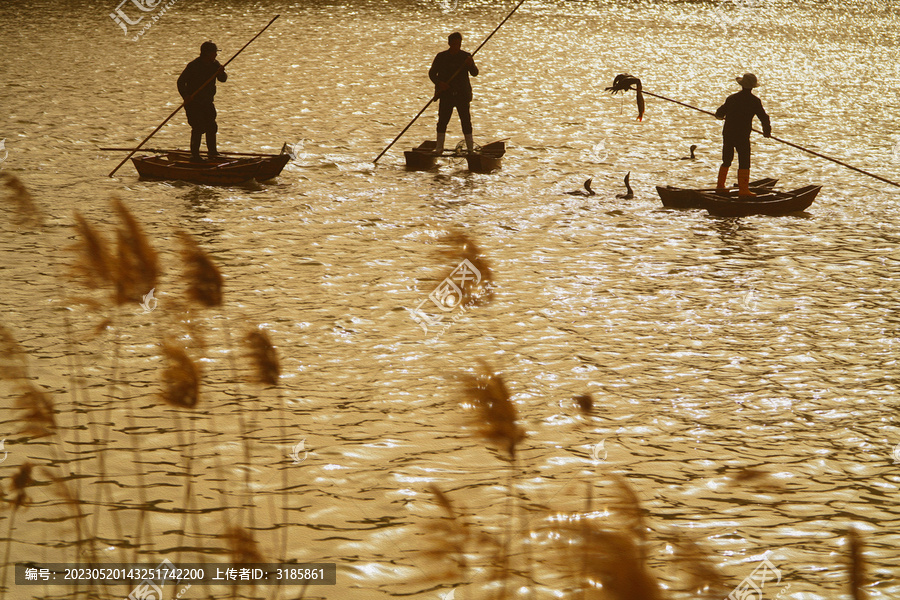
[215,61,227,82]
[757,100,771,137]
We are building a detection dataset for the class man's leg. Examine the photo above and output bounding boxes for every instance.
[458,102,474,153]
[736,138,754,196]
[718,137,734,191]
[435,99,454,154]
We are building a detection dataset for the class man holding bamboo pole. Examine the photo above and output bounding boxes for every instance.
[178,41,228,162]
[429,32,479,155]
[715,72,771,195]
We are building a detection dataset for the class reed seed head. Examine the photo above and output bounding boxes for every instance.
[438,230,494,307]
[459,361,525,461]
[574,393,593,415]
[71,211,116,293]
[160,339,200,409]
[112,198,159,305]
[16,383,56,438]
[2,173,44,228]
[224,525,265,564]
[245,328,280,386]
[177,230,223,308]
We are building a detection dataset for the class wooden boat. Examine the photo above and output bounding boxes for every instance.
[697,185,822,217]
[657,178,778,208]
[465,140,505,174]
[403,140,505,173]
[131,150,290,185]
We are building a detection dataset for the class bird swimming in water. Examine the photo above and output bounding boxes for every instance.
[680,144,697,160]
[565,178,595,196]
[605,74,645,121]
[615,172,633,199]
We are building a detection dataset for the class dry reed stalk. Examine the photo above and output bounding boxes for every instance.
[243,326,287,561]
[177,230,223,308]
[112,198,159,306]
[1,173,44,228]
[847,528,867,600]
[437,231,494,307]
[1,464,33,600]
[459,361,525,461]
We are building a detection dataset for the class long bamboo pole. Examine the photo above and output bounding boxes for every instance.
[372,0,527,164]
[636,87,900,188]
[108,15,280,177]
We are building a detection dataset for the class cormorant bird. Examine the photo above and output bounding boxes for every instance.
[565,178,595,196]
[615,172,634,199]
[680,144,697,160]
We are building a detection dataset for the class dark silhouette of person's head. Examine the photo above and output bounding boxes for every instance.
[448,31,462,52]
[200,40,218,62]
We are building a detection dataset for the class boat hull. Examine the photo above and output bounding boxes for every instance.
[697,185,821,217]
[657,178,778,208]
[404,140,505,173]
[132,152,290,185]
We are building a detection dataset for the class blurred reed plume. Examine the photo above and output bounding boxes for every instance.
[245,328,280,386]
[224,525,265,564]
[459,361,525,461]
[574,392,593,415]
[554,521,665,600]
[9,463,34,509]
[160,339,200,409]
[2,464,34,600]
[71,212,117,292]
[112,198,159,306]
[0,324,57,438]
[437,230,494,307]
[847,528,867,600]
[1,173,44,228]
[15,383,56,438]
[177,230,223,308]
[0,323,29,382]
[669,537,728,598]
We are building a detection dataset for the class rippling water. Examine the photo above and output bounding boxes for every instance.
[1,0,900,598]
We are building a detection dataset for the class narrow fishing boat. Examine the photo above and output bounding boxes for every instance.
[657,178,778,208]
[697,185,821,217]
[403,140,505,173]
[130,149,290,185]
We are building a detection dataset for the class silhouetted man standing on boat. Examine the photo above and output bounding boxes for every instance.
[715,73,771,195]
[178,41,227,162]
[429,31,478,155]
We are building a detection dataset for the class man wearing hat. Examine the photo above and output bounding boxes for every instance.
[178,41,228,162]
[715,73,771,195]
[429,31,479,155]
